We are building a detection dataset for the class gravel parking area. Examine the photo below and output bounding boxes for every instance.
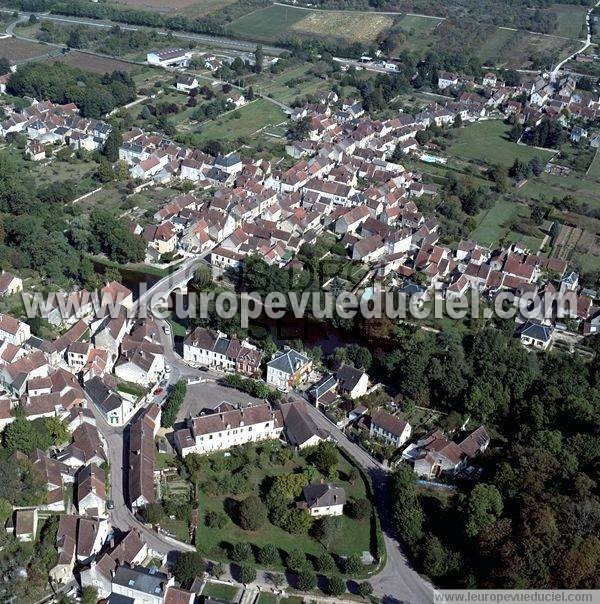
[176,380,265,421]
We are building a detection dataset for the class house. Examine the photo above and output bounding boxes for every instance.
[115,324,165,386]
[49,515,78,585]
[183,327,262,375]
[370,409,411,447]
[266,347,312,392]
[101,281,134,310]
[336,364,369,399]
[79,529,148,597]
[518,319,554,350]
[0,271,23,296]
[174,403,284,457]
[0,313,31,345]
[299,482,346,517]
[307,373,338,407]
[438,71,459,90]
[404,426,490,478]
[77,517,110,565]
[112,565,174,604]
[165,587,196,604]
[86,375,133,426]
[147,48,191,68]
[280,400,327,450]
[176,75,198,92]
[482,72,497,87]
[128,406,158,509]
[77,463,107,517]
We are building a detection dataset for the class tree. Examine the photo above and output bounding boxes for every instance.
[309,441,338,478]
[258,544,280,567]
[326,574,346,596]
[0,57,10,76]
[420,534,459,579]
[358,582,373,598]
[296,568,317,591]
[316,552,336,573]
[232,542,253,562]
[191,264,212,290]
[465,484,503,537]
[239,563,257,584]
[43,416,69,446]
[286,549,308,572]
[142,502,164,525]
[0,498,11,524]
[344,553,363,576]
[254,45,264,73]
[529,155,544,177]
[172,552,205,584]
[237,494,268,531]
[104,127,122,163]
[345,344,372,370]
[346,498,371,520]
[80,587,98,604]
[508,122,523,142]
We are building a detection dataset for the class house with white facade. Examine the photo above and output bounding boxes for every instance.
[299,482,346,517]
[266,348,312,392]
[174,403,284,457]
[370,409,412,447]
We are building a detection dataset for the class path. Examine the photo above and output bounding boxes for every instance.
[551,0,600,80]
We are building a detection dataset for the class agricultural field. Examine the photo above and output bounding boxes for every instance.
[229,4,394,44]
[50,51,137,74]
[587,149,600,179]
[0,37,54,63]
[114,0,229,14]
[446,120,556,168]
[476,28,581,68]
[395,14,445,53]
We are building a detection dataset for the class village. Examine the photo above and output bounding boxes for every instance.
[0,1,599,599]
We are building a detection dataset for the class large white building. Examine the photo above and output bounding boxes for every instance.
[146,48,192,68]
[174,403,284,457]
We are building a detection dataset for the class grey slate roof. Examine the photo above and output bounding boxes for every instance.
[267,348,310,375]
[302,482,346,508]
[519,320,553,343]
[113,565,168,596]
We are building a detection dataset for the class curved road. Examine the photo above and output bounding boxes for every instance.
[551,0,600,80]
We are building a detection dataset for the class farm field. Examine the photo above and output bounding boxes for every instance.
[50,51,137,73]
[394,14,445,53]
[519,169,600,210]
[587,149,600,179]
[229,4,393,44]
[0,37,54,63]
[115,0,227,14]
[446,120,556,168]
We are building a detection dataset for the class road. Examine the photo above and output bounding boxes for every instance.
[293,395,435,603]
[551,0,600,80]
[0,8,286,56]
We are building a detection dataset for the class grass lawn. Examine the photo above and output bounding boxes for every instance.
[195,99,287,145]
[587,149,600,179]
[257,64,329,104]
[162,517,192,543]
[519,169,600,210]
[229,4,306,42]
[194,442,375,568]
[471,197,543,249]
[28,157,97,195]
[396,14,444,53]
[447,120,556,168]
[201,582,239,600]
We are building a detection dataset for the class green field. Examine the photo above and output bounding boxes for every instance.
[195,98,287,144]
[519,169,600,210]
[550,3,588,39]
[476,28,516,64]
[471,198,544,250]
[229,4,393,44]
[447,120,556,168]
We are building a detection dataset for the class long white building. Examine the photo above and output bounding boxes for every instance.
[174,403,284,456]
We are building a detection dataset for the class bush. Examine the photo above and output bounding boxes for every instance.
[205,510,227,529]
[239,563,257,584]
[316,552,336,573]
[358,581,373,598]
[161,379,187,428]
[346,498,371,520]
[326,574,346,596]
[286,549,308,572]
[231,542,253,562]
[344,553,363,576]
[296,568,317,591]
[257,543,280,567]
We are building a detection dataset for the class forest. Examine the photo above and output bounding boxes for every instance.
[386,324,600,589]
